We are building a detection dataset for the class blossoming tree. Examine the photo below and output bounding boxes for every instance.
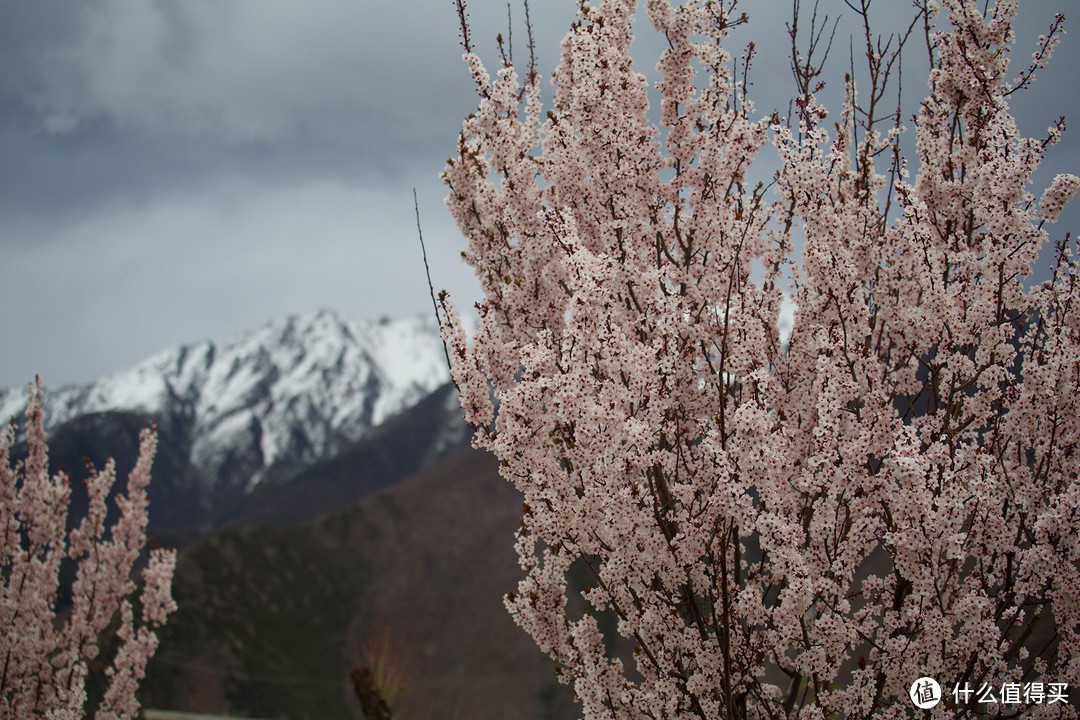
[439,0,1079,716]
[1,380,176,720]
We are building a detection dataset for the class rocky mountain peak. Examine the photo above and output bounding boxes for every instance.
[0,308,452,500]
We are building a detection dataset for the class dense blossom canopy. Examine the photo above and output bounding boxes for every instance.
[441,0,1079,717]
[1,381,176,720]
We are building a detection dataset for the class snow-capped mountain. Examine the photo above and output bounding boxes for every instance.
[0,308,463,534]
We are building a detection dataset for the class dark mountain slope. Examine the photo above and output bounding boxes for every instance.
[142,447,576,720]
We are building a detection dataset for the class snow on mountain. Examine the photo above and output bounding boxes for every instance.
[0,308,453,495]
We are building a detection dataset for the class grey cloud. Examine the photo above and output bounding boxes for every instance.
[4,1,506,145]
[0,169,479,387]
[0,0,580,220]
[0,1,743,161]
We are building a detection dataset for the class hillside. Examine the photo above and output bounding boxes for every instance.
[141,447,577,720]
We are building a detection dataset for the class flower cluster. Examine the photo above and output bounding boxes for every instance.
[1040,173,1080,223]
[1,380,176,720]
[442,0,1078,717]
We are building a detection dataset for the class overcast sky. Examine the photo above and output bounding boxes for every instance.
[1,0,1076,389]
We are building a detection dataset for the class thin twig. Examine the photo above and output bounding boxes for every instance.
[524,0,537,86]
[414,188,454,375]
[454,0,472,53]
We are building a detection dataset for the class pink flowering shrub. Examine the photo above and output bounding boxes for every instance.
[440,0,1079,717]
[0,380,176,720]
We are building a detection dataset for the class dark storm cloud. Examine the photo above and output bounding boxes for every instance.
[5,1,455,141]
[0,1,486,219]
[0,0,591,236]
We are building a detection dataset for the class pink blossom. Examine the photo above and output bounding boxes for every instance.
[1039,173,1080,222]
[444,0,1078,717]
[1,380,176,720]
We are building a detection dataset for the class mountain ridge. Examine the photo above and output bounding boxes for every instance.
[2,308,450,482]
[1,307,465,536]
